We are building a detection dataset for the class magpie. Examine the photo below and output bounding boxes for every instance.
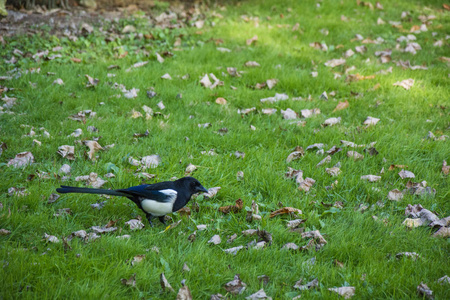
[56,177,208,227]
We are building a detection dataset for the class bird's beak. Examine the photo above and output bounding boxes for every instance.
[197,185,208,193]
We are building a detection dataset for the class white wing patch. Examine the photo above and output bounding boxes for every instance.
[141,189,177,216]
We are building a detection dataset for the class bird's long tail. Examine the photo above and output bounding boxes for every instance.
[56,186,128,197]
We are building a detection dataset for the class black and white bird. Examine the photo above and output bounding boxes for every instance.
[56,177,208,226]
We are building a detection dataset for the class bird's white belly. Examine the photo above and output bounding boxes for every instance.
[141,199,174,216]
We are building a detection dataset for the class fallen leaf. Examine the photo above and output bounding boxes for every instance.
[323,117,341,127]
[125,219,145,230]
[441,160,449,175]
[161,73,172,80]
[328,286,356,299]
[363,116,380,126]
[57,145,75,160]
[53,78,64,85]
[398,170,415,179]
[294,278,319,290]
[333,100,349,112]
[429,216,450,228]
[244,61,260,67]
[298,178,316,192]
[224,274,247,295]
[325,58,346,67]
[90,225,117,234]
[219,199,244,214]
[270,207,302,218]
[387,189,403,201]
[347,151,364,161]
[417,282,434,300]
[141,155,161,169]
[43,233,60,243]
[260,93,288,103]
[238,107,256,115]
[404,181,436,197]
[286,219,306,229]
[281,108,298,119]
[121,274,136,287]
[223,245,244,255]
[204,187,221,198]
[0,229,11,236]
[84,140,103,161]
[286,147,304,162]
[396,252,420,261]
[131,255,145,266]
[282,243,299,250]
[246,35,258,46]
[316,155,331,167]
[245,289,272,300]
[176,279,193,300]
[326,167,341,177]
[208,235,221,245]
[301,108,321,118]
[433,227,450,238]
[8,152,34,168]
[85,74,99,87]
[216,97,227,105]
[160,273,175,292]
[360,175,381,182]
[393,79,414,90]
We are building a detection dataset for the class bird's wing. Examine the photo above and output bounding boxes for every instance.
[117,185,177,203]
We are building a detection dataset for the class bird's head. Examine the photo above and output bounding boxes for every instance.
[177,177,208,195]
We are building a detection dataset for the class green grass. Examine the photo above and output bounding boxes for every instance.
[1,0,449,299]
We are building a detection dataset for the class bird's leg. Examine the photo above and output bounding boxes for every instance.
[146,214,154,227]
[158,216,167,225]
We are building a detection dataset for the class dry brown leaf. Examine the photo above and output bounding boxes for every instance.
[244,61,260,67]
[57,146,75,160]
[282,243,299,250]
[363,116,380,126]
[398,169,415,179]
[141,155,161,169]
[84,140,103,161]
[216,97,227,105]
[433,227,450,238]
[161,73,172,80]
[360,175,381,182]
[121,274,136,287]
[125,219,145,230]
[429,216,450,228]
[245,289,272,299]
[328,287,356,299]
[270,207,302,218]
[204,187,221,198]
[85,74,99,87]
[323,117,341,127]
[43,233,60,243]
[333,100,349,112]
[393,79,414,90]
[326,167,341,177]
[387,189,403,201]
[347,151,364,161]
[7,151,34,168]
[316,155,331,167]
[246,35,258,46]
[286,219,306,229]
[219,199,244,214]
[160,273,175,292]
[224,274,247,295]
[131,255,145,266]
[325,58,346,67]
[91,225,117,234]
[238,107,256,115]
[208,235,221,245]
[417,282,434,300]
[298,177,315,192]
[0,229,11,236]
[176,280,193,300]
[185,163,197,175]
[286,147,304,163]
[223,245,244,255]
[442,160,449,175]
[281,108,298,119]
[294,278,319,290]
[396,252,420,260]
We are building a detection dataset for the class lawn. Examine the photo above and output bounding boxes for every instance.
[0,0,449,299]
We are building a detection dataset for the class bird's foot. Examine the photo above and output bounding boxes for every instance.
[158,216,167,225]
[146,215,154,227]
